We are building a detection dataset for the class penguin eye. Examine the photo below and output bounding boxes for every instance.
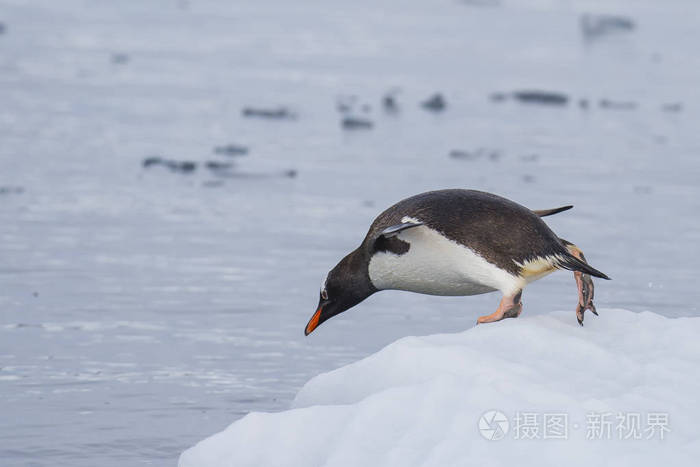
[321,289,328,300]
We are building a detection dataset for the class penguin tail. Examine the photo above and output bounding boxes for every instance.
[556,253,611,280]
[533,205,573,217]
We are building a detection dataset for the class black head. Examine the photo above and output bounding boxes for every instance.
[304,249,377,335]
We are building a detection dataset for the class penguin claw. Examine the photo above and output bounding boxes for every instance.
[560,241,605,327]
[576,305,585,326]
[575,271,597,326]
[575,299,598,324]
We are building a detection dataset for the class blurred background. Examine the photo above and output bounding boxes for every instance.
[1,0,699,465]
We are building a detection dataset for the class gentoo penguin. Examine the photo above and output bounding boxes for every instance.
[304,189,609,335]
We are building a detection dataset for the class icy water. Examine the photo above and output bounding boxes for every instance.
[1,0,699,465]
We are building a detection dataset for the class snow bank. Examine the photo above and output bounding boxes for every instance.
[180,310,700,467]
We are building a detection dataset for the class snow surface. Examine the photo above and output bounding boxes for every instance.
[180,309,700,467]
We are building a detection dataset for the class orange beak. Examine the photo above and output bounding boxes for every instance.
[304,305,323,336]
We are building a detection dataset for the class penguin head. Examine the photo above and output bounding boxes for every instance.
[304,249,376,335]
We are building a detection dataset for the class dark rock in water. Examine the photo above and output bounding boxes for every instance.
[491,90,568,106]
[0,186,23,195]
[342,116,373,130]
[205,161,233,171]
[175,161,196,173]
[111,53,129,64]
[580,14,635,39]
[336,95,358,114]
[421,93,446,111]
[449,150,480,161]
[213,144,249,156]
[211,169,298,180]
[142,156,197,173]
[142,156,165,168]
[599,99,637,110]
[661,102,683,113]
[0,22,6,35]
[336,95,374,115]
[449,148,501,161]
[383,94,398,112]
[522,174,535,183]
[513,90,568,106]
[578,98,590,109]
[242,107,295,119]
[382,88,401,112]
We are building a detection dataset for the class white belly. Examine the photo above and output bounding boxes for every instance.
[368,224,523,296]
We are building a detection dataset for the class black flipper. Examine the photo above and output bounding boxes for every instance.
[533,205,573,217]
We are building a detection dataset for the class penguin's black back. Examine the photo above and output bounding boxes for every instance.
[362,189,567,275]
